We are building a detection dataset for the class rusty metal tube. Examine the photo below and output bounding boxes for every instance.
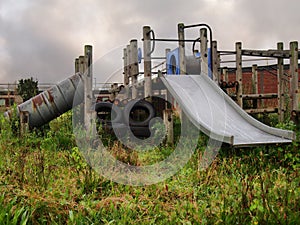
[5,73,84,128]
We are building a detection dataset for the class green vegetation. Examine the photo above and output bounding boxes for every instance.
[0,111,299,224]
[17,77,39,101]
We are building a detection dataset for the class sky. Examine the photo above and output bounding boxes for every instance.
[0,0,300,84]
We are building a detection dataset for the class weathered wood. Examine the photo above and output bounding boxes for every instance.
[200,28,208,76]
[242,93,278,100]
[245,108,278,114]
[251,64,258,109]
[78,56,85,74]
[123,48,129,99]
[222,67,228,82]
[241,49,291,58]
[290,41,299,112]
[20,111,29,136]
[277,42,285,122]
[75,58,79,73]
[84,45,93,131]
[212,40,220,82]
[123,48,129,85]
[130,40,139,99]
[236,42,243,107]
[163,109,174,145]
[143,26,152,99]
[251,64,258,94]
[178,23,186,74]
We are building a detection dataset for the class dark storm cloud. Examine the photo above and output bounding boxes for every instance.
[0,0,299,83]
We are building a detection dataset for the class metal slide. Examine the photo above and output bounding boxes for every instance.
[4,73,84,128]
[161,74,295,147]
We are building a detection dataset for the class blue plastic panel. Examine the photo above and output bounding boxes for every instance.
[166,48,180,75]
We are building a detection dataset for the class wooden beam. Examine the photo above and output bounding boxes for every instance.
[178,23,186,74]
[75,58,79,73]
[123,48,129,99]
[130,40,139,99]
[236,42,243,107]
[84,45,94,132]
[222,67,228,82]
[277,42,286,122]
[290,41,299,112]
[241,49,291,58]
[245,108,278,114]
[143,26,152,98]
[200,28,208,76]
[212,40,220,82]
[242,93,278,100]
[252,64,258,108]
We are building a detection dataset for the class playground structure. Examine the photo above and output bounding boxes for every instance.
[5,23,299,146]
[118,24,299,122]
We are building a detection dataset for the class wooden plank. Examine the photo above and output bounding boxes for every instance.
[75,58,79,73]
[84,45,94,131]
[143,26,152,98]
[130,40,139,99]
[245,108,278,114]
[236,42,243,107]
[212,40,220,82]
[200,28,208,76]
[241,49,291,58]
[290,41,299,112]
[178,23,186,74]
[242,93,278,100]
[277,42,285,122]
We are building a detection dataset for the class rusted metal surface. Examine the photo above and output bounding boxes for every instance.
[7,73,84,128]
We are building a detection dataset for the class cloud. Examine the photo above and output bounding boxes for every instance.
[0,0,299,84]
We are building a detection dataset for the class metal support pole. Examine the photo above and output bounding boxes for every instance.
[290,41,299,113]
[236,42,243,108]
[200,28,209,77]
[178,23,186,74]
[143,26,152,99]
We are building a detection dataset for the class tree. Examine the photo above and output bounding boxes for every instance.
[17,77,39,101]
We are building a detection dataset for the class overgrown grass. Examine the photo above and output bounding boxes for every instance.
[0,111,299,224]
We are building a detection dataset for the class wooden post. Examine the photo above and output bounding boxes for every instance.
[123,48,129,85]
[78,56,85,74]
[123,48,129,99]
[178,23,186,74]
[200,28,209,77]
[252,64,258,109]
[236,42,243,108]
[277,42,285,122]
[222,67,228,82]
[126,45,132,99]
[110,84,115,101]
[20,111,29,136]
[75,58,80,73]
[84,45,94,131]
[163,109,174,145]
[143,26,152,99]
[212,40,220,82]
[130,40,139,99]
[290,41,299,113]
